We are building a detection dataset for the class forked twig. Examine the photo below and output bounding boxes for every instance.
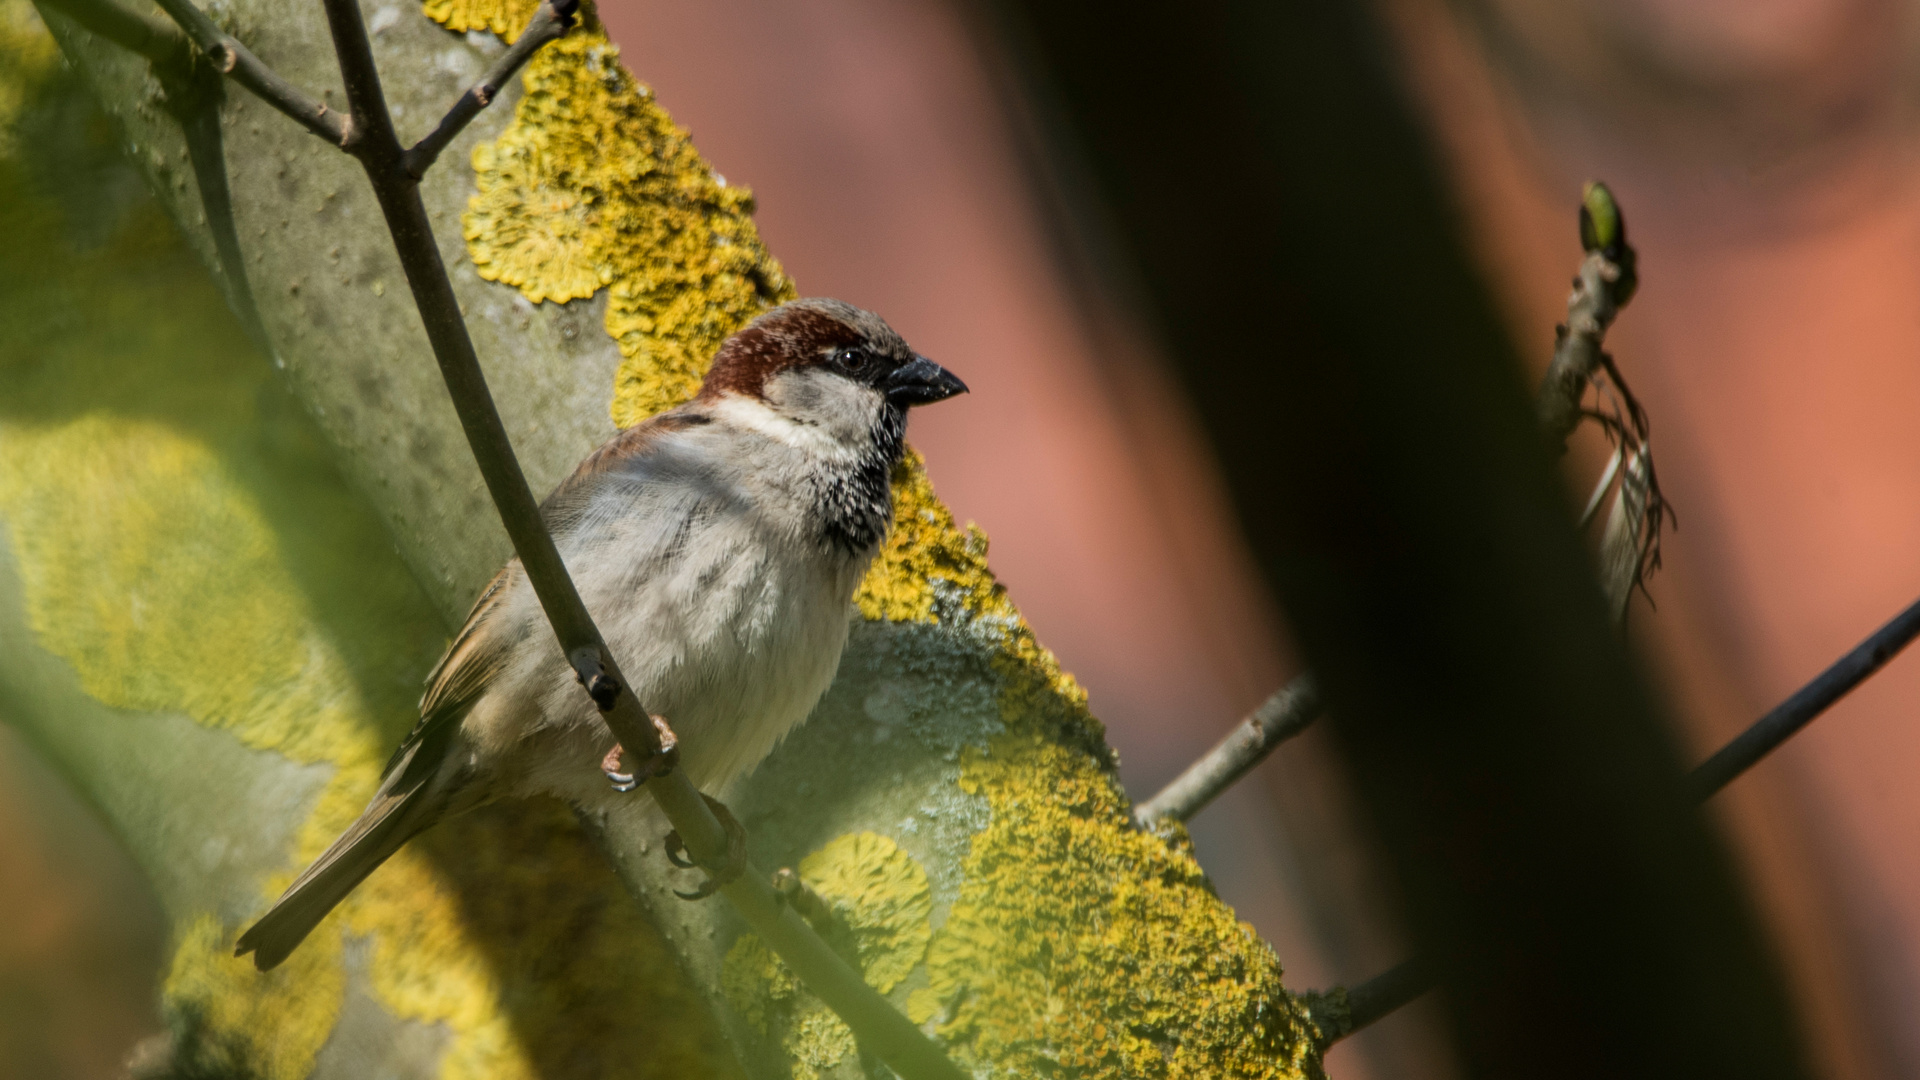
[401,0,577,178]
[1133,675,1321,827]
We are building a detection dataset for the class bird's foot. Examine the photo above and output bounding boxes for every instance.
[663,794,747,900]
[601,715,679,793]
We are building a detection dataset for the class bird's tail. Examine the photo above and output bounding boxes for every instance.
[234,767,442,971]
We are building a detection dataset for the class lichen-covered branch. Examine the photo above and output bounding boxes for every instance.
[141,0,964,1069]
[1134,675,1321,827]
[26,0,1332,1076]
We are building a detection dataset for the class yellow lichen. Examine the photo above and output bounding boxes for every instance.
[0,0,56,155]
[721,933,795,1036]
[461,11,794,428]
[723,832,933,1075]
[853,452,1005,625]
[786,1005,857,1080]
[923,732,1320,1079]
[0,25,739,1078]
[420,0,535,40]
[798,831,933,994]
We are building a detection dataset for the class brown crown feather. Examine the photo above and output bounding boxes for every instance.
[697,299,910,401]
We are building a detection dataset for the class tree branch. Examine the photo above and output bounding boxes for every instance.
[1308,957,1430,1047]
[1689,593,1920,800]
[1134,674,1321,826]
[1313,588,1920,1046]
[400,0,576,179]
[146,0,347,145]
[1537,183,1639,453]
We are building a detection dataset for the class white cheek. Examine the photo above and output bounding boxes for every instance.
[760,368,886,447]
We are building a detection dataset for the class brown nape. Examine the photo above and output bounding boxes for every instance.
[698,298,908,401]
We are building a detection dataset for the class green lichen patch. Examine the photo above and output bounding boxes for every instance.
[922,733,1321,1079]
[799,831,933,994]
[724,832,934,1077]
[457,15,794,428]
[421,0,536,40]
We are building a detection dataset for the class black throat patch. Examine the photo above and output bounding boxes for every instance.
[815,405,907,556]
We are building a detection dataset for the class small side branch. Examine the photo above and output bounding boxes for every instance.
[1134,675,1321,827]
[1309,588,1920,1045]
[148,0,347,145]
[1309,957,1430,1047]
[1537,182,1639,451]
[1689,593,1920,799]
[1535,182,1667,621]
[401,0,577,178]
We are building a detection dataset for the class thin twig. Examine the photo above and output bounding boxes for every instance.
[1537,249,1627,452]
[1689,593,1920,800]
[1313,589,1920,1046]
[1134,675,1321,826]
[1311,957,1430,1046]
[147,0,347,145]
[1535,183,1669,620]
[400,0,576,178]
[1577,446,1623,529]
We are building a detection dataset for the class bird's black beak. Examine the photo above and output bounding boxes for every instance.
[883,355,968,408]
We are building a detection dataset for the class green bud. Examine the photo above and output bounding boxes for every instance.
[1579,180,1623,256]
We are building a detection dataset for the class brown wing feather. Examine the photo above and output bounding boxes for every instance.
[373,563,521,784]
[395,408,713,775]
[539,409,713,528]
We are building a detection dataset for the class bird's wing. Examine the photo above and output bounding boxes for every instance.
[382,405,716,783]
[379,563,526,784]
[538,407,715,532]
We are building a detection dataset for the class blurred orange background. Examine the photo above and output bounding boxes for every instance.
[8,0,1920,1077]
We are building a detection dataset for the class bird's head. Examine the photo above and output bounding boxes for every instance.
[698,298,967,445]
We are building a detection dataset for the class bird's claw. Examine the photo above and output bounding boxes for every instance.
[663,794,747,900]
[600,715,680,793]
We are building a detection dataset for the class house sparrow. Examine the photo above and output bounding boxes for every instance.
[236,298,966,970]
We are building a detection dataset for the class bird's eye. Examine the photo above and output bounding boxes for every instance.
[834,348,867,373]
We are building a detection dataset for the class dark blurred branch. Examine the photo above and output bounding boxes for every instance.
[1134,675,1320,827]
[401,0,576,178]
[1136,189,1652,829]
[999,0,1807,1075]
